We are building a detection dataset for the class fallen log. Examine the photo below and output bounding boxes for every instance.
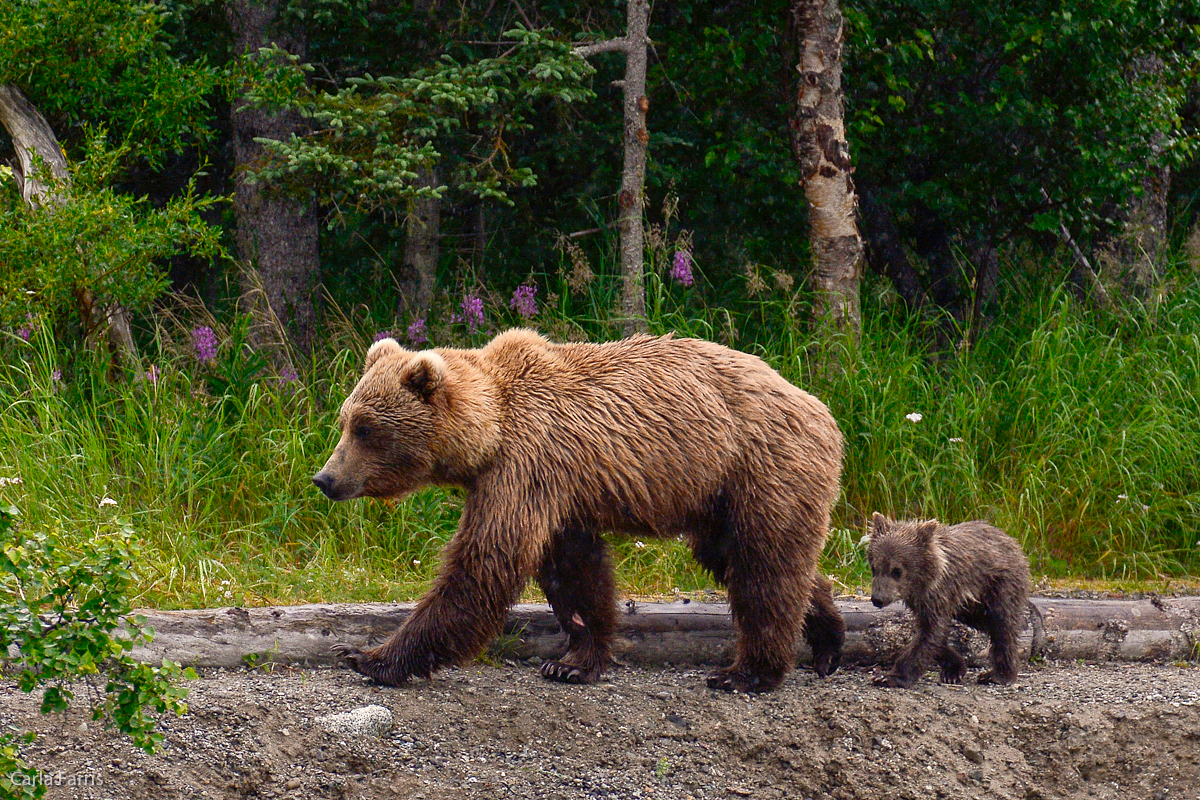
[124,597,1200,672]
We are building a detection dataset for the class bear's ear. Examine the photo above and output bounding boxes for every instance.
[364,338,407,374]
[402,351,447,402]
[869,512,891,534]
[915,519,941,545]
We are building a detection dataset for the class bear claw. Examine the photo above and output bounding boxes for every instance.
[706,668,783,694]
[539,660,600,684]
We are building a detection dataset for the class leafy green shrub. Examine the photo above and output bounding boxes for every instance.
[0,505,194,800]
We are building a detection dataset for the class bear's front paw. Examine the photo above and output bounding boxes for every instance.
[331,643,409,686]
[539,659,602,684]
[706,668,784,694]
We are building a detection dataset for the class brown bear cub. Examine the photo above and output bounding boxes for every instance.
[866,512,1031,688]
[313,329,846,693]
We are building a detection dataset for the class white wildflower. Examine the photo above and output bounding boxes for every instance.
[634,541,646,549]
[948,437,964,443]
[99,496,117,507]
[412,559,421,566]
[0,476,22,487]
[905,412,923,423]
[1117,494,1128,502]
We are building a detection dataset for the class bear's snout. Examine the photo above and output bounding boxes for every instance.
[871,596,887,608]
[312,471,340,500]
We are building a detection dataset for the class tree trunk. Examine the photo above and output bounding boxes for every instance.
[788,0,864,347]
[397,167,440,320]
[1098,55,1170,299]
[0,84,139,369]
[227,0,320,353]
[575,0,652,338]
[122,597,1200,670]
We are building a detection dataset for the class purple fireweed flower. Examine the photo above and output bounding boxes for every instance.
[461,294,485,334]
[509,284,538,320]
[192,326,218,364]
[373,330,393,342]
[278,365,299,396]
[145,365,160,384]
[670,250,694,287]
[407,318,428,346]
[15,326,31,342]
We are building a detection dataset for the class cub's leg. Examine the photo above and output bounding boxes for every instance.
[536,526,617,685]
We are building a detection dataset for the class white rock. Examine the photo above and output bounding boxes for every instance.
[316,704,394,737]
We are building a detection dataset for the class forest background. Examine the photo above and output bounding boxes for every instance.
[2,0,1200,612]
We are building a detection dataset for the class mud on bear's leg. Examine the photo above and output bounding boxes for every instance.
[876,613,947,689]
[536,526,616,685]
[805,574,845,678]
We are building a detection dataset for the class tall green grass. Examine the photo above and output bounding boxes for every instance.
[1,257,1198,609]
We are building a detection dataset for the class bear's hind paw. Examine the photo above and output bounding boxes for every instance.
[976,669,1016,685]
[872,673,917,689]
[706,668,784,694]
[539,659,601,685]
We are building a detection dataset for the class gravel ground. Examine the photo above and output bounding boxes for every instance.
[5,659,1200,800]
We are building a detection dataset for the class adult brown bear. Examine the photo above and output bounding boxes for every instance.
[313,329,845,692]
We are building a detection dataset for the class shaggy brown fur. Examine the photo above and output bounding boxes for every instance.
[866,513,1032,688]
[313,329,845,693]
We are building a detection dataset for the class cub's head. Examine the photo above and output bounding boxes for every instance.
[865,512,945,608]
[312,338,457,501]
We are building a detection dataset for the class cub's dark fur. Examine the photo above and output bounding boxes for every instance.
[867,513,1031,688]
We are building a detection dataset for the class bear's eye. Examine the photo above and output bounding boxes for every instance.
[890,566,902,579]
[353,425,371,440]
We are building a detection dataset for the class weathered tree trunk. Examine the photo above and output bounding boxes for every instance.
[789,0,864,346]
[0,84,139,369]
[575,0,651,337]
[1098,55,1170,299]
[227,0,320,353]
[397,167,440,319]
[123,597,1200,670]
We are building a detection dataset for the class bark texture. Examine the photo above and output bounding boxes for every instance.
[123,597,1200,670]
[575,0,652,337]
[789,0,864,343]
[227,0,320,352]
[0,84,138,367]
[397,167,440,319]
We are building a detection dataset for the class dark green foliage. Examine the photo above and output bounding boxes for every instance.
[845,0,1199,241]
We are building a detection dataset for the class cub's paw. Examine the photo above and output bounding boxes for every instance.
[539,659,601,685]
[939,663,967,685]
[706,668,783,694]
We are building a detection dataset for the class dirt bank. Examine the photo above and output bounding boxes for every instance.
[5,658,1200,800]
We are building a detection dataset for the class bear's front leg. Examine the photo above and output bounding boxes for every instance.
[335,490,543,685]
[875,613,947,689]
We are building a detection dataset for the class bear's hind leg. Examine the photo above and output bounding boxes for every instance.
[805,574,845,677]
[536,526,617,685]
[706,525,809,693]
[977,607,1022,685]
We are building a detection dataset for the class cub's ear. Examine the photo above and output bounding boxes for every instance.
[869,512,891,534]
[915,519,941,545]
[402,351,447,402]
[364,338,407,374]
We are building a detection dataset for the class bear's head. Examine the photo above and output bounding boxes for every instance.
[865,512,945,608]
[312,338,501,501]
